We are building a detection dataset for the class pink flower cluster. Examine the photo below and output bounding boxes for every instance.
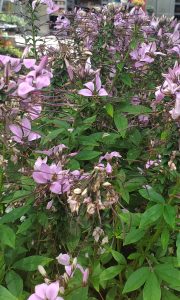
[32,155,87,194]
[32,0,60,14]
[28,254,89,300]
[56,253,89,285]
[155,62,180,120]
[97,151,122,174]
[9,117,41,144]
[78,73,108,97]
[130,42,165,68]
[17,56,52,98]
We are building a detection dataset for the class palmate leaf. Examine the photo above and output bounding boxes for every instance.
[12,256,53,271]
[114,112,128,138]
[143,272,161,300]
[0,285,17,300]
[123,267,149,294]
[5,271,23,297]
[100,265,123,281]
[0,225,15,248]
[155,264,180,287]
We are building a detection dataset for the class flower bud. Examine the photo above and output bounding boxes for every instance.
[72,257,77,268]
[38,265,47,277]
[63,272,69,284]
[102,182,111,187]
[81,188,88,196]
[73,188,82,195]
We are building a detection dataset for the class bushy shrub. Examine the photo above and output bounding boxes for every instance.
[0,1,179,299]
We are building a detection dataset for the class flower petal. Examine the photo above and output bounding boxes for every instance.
[56,253,70,266]
[18,82,35,98]
[84,82,94,92]
[46,282,59,300]
[35,283,47,299]
[36,74,51,89]
[9,124,23,138]
[78,89,93,97]
[95,75,101,91]
[28,132,41,142]
[98,88,108,96]
[106,162,112,174]
[28,293,41,300]
[23,59,36,69]
[50,182,62,194]
[32,171,49,184]
[22,118,31,137]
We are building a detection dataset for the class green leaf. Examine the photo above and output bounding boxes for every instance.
[111,250,126,265]
[12,256,53,271]
[120,73,132,87]
[114,112,128,138]
[127,148,141,164]
[124,177,146,192]
[106,287,117,300]
[163,205,176,228]
[176,233,180,267]
[117,182,130,203]
[1,190,32,204]
[0,206,30,224]
[124,228,145,245]
[123,267,149,294]
[129,129,142,146]
[0,253,5,284]
[105,103,114,118]
[5,271,23,297]
[161,227,169,251]
[91,263,102,292]
[161,289,179,300]
[83,115,96,124]
[143,272,161,300]
[76,150,101,160]
[65,287,88,300]
[139,188,165,203]
[155,264,180,287]
[0,285,17,300]
[42,128,65,144]
[118,104,152,115]
[0,225,15,248]
[140,204,164,228]
[100,265,123,281]
[17,218,33,235]
[67,159,80,171]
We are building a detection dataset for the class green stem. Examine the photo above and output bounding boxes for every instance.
[0,143,6,198]
[29,4,38,60]
[145,219,164,253]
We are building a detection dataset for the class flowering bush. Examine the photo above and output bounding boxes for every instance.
[0,1,179,300]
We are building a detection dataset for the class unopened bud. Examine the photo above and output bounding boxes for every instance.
[38,265,47,277]
[72,257,77,268]
[102,182,111,187]
[81,188,88,196]
[63,272,69,283]
[73,188,82,195]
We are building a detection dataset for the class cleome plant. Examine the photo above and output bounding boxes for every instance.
[0,1,179,299]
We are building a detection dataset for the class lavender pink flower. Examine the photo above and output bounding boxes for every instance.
[28,282,63,300]
[9,118,41,144]
[78,74,108,97]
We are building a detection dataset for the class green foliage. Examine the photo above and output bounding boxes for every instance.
[0,3,179,300]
